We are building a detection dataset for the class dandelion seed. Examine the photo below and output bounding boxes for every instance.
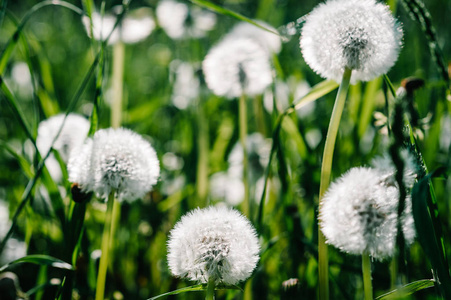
[82,8,155,45]
[225,21,282,54]
[203,38,272,98]
[36,113,90,181]
[300,0,402,83]
[156,0,216,39]
[167,206,260,285]
[319,166,415,260]
[68,128,160,202]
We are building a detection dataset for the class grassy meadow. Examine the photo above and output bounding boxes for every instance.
[1,0,451,299]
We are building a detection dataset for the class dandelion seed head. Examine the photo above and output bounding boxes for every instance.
[37,114,90,181]
[228,133,271,178]
[83,12,119,44]
[226,21,282,54]
[210,172,245,206]
[320,167,415,260]
[170,60,200,109]
[167,206,260,285]
[68,128,160,202]
[203,38,272,98]
[83,9,154,45]
[156,0,216,39]
[370,149,419,189]
[300,0,402,83]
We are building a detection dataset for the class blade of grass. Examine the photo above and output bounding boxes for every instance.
[358,77,382,138]
[257,79,339,231]
[0,255,73,272]
[0,140,33,178]
[25,279,63,298]
[400,0,449,86]
[189,0,280,36]
[0,78,36,147]
[375,279,435,299]
[0,0,7,29]
[0,48,101,255]
[411,168,451,298]
[0,1,83,74]
[148,284,241,300]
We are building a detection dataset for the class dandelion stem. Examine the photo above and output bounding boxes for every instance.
[239,93,250,217]
[95,191,116,300]
[318,67,352,300]
[205,278,215,300]
[362,252,373,300]
[111,41,125,129]
[196,97,209,206]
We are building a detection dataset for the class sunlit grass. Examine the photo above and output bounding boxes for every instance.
[0,0,450,299]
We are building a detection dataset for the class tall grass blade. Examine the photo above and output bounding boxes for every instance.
[375,279,435,299]
[0,79,36,146]
[411,167,451,298]
[0,255,74,272]
[148,284,241,300]
[25,279,64,298]
[257,79,338,230]
[400,0,449,85]
[0,140,33,178]
[189,0,280,36]
[0,1,83,75]
[0,0,7,29]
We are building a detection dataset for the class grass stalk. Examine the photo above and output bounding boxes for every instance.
[362,252,373,300]
[318,67,352,300]
[239,93,250,217]
[95,191,116,300]
[111,41,125,129]
[196,97,209,206]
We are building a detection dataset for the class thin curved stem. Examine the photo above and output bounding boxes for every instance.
[318,67,352,300]
[95,192,116,300]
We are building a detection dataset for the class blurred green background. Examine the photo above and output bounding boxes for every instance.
[1,0,451,299]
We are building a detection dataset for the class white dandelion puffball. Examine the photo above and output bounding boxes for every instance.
[82,8,155,45]
[370,149,419,189]
[225,21,282,54]
[300,0,402,83]
[156,0,216,39]
[36,113,90,181]
[170,60,200,109]
[68,128,160,202]
[203,38,273,98]
[167,206,260,285]
[319,167,415,260]
[210,172,245,206]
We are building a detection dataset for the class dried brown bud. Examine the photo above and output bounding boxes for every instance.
[71,183,92,203]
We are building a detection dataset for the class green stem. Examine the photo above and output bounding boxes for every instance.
[196,97,209,206]
[239,93,250,217]
[253,95,266,135]
[111,41,125,129]
[95,191,116,300]
[205,278,215,300]
[108,198,121,269]
[318,67,352,300]
[362,252,373,300]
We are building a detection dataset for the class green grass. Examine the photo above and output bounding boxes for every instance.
[0,0,450,299]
